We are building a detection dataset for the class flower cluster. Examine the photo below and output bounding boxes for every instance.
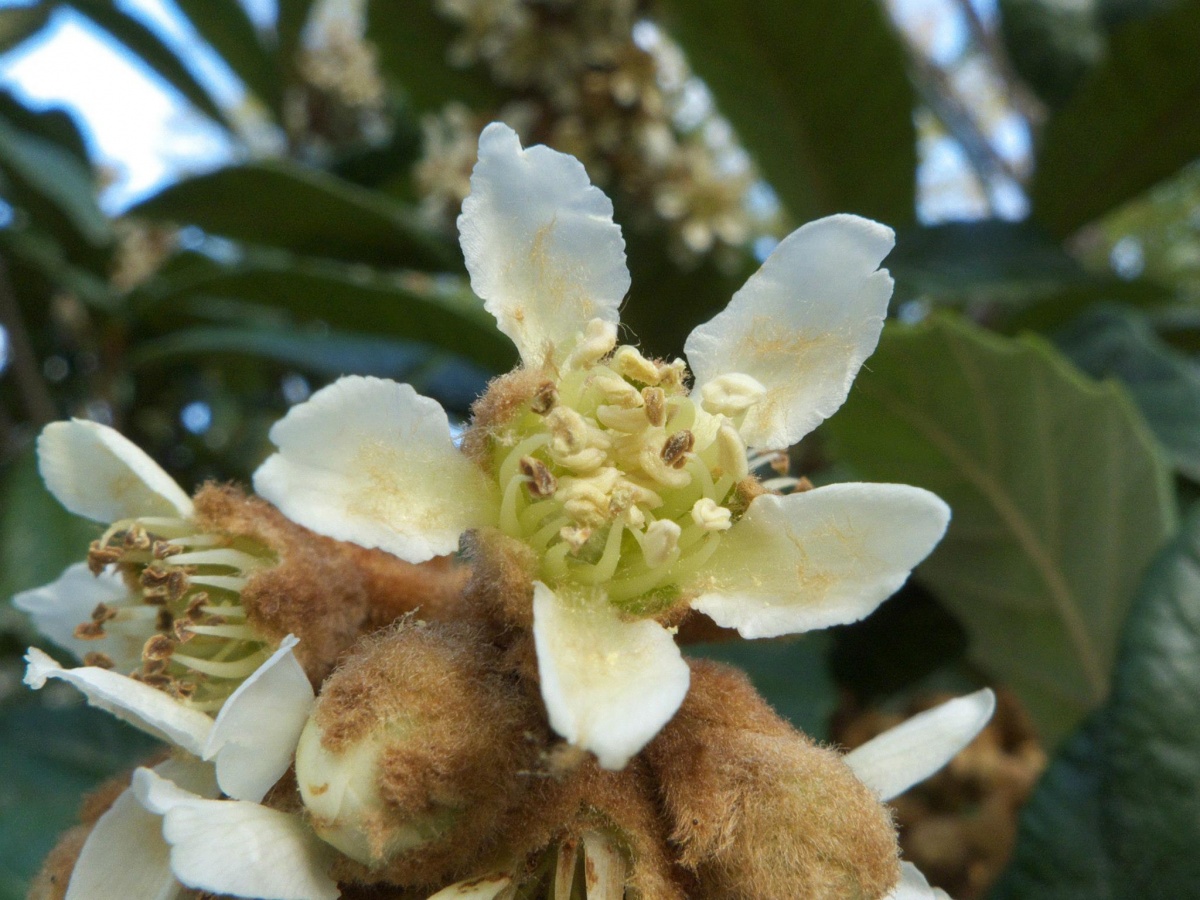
[21,125,991,900]
[417,0,773,264]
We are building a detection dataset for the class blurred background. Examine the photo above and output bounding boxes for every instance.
[0,0,1198,897]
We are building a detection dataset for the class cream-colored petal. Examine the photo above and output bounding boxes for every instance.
[426,874,514,900]
[134,768,339,900]
[458,122,629,366]
[13,563,143,671]
[685,215,895,449]
[38,420,193,522]
[844,689,995,802]
[254,376,498,564]
[67,758,217,900]
[532,582,690,770]
[689,483,950,639]
[885,862,954,899]
[203,635,314,803]
[24,647,211,754]
[582,831,626,900]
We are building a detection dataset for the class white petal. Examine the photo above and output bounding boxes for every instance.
[844,689,995,802]
[685,215,895,449]
[458,122,629,366]
[38,420,193,522]
[133,768,339,900]
[66,757,217,900]
[254,376,498,564]
[885,862,954,900]
[426,874,514,900]
[203,635,315,802]
[532,582,689,770]
[689,484,950,639]
[13,563,143,671]
[24,647,211,754]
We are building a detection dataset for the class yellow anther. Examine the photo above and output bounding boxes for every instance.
[566,318,618,369]
[596,404,653,432]
[642,519,682,568]
[700,372,767,416]
[691,498,733,532]
[589,370,643,407]
[717,423,750,481]
[613,345,661,384]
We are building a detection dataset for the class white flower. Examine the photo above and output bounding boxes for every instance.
[15,419,281,710]
[254,122,950,770]
[26,639,337,900]
[846,688,997,900]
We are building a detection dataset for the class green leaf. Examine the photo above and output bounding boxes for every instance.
[68,0,229,127]
[173,0,280,113]
[999,0,1105,107]
[0,451,98,639]
[1031,0,1200,237]
[366,0,508,113]
[992,715,1114,899]
[1056,306,1200,481]
[0,227,118,311]
[0,88,89,164]
[1102,503,1200,894]
[657,0,916,224]
[0,687,159,899]
[888,220,1090,307]
[0,3,52,56]
[132,255,515,372]
[128,161,455,270]
[0,116,110,247]
[685,634,835,740]
[998,505,1200,897]
[128,324,432,379]
[825,314,1177,746]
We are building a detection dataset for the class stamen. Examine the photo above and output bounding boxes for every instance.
[530,380,558,415]
[82,651,114,669]
[642,387,666,427]
[700,372,767,415]
[613,345,660,384]
[691,498,732,531]
[661,430,695,469]
[519,457,557,498]
[641,519,682,568]
[170,650,270,680]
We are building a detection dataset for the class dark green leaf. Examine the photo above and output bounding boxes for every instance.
[366,0,508,113]
[0,88,89,164]
[657,0,916,224]
[0,687,160,900]
[998,0,1105,107]
[992,715,1114,899]
[0,117,110,247]
[128,324,432,379]
[888,220,1089,307]
[173,0,280,113]
[685,634,835,739]
[1031,0,1200,236]
[68,0,229,127]
[132,255,515,372]
[128,161,455,270]
[1056,306,1200,481]
[0,227,118,311]
[0,4,52,56]
[0,450,98,639]
[826,314,1177,746]
[1102,504,1200,895]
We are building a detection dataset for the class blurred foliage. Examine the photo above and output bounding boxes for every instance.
[0,0,1197,896]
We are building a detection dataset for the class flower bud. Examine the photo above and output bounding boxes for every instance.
[645,660,900,899]
[295,622,542,883]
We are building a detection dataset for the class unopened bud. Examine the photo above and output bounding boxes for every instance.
[295,623,539,873]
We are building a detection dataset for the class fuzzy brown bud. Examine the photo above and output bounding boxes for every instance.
[295,621,542,881]
[645,660,901,900]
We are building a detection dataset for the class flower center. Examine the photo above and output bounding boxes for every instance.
[492,341,750,613]
[77,517,276,712]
